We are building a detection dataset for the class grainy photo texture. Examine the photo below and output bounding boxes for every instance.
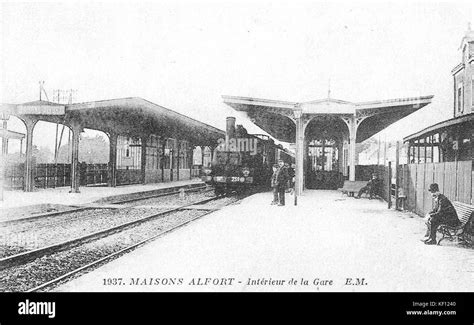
[0,0,473,321]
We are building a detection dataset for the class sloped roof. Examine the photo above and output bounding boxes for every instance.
[404,112,474,142]
[1,97,225,146]
[223,95,433,143]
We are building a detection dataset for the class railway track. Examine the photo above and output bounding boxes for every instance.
[0,184,208,228]
[2,185,211,235]
[26,207,218,292]
[0,193,242,292]
[0,195,218,270]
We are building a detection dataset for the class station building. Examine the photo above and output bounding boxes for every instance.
[0,97,225,193]
[405,27,474,164]
[402,27,474,210]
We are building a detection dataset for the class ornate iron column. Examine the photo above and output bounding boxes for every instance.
[22,117,38,192]
[107,132,118,187]
[70,122,82,193]
[294,106,304,196]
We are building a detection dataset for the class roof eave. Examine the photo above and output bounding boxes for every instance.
[403,113,474,142]
[222,95,297,110]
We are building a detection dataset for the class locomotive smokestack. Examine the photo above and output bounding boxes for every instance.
[226,116,236,139]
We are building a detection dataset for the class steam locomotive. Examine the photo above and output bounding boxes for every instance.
[201,117,293,195]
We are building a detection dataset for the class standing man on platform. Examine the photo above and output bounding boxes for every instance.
[271,159,288,206]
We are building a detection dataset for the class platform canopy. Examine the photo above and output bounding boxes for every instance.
[223,93,433,194]
[1,97,224,145]
[1,97,226,193]
[222,95,434,143]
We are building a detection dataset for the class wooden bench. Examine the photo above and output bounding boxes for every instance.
[437,201,474,245]
[338,181,368,197]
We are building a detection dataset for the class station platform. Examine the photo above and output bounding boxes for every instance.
[56,190,474,292]
[0,179,204,210]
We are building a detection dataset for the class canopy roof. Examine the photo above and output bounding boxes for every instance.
[222,95,433,143]
[404,112,474,142]
[1,97,224,145]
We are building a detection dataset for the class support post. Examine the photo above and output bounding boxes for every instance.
[303,138,308,190]
[294,108,304,198]
[186,144,194,179]
[201,146,206,168]
[338,140,344,174]
[395,141,400,209]
[108,132,118,187]
[170,141,174,182]
[349,117,357,181]
[342,136,349,177]
[23,118,37,192]
[69,123,82,193]
[209,144,216,165]
[387,161,392,209]
[141,135,147,184]
[161,139,165,182]
[176,140,180,181]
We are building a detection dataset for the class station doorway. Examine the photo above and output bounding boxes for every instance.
[304,116,347,190]
[306,138,344,189]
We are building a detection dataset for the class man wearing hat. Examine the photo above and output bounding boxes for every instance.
[355,173,379,199]
[422,183,461,245]
[270,159,288,206]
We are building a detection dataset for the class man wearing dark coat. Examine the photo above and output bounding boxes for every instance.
[422,183,460,245]
[355,173,379,199]
[270,159,288,206]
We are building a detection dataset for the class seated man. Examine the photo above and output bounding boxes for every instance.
[421,183,461,245]
[355,173,379,199]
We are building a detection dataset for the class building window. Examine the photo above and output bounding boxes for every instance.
[472,76,474,107]
[457,83,463,113]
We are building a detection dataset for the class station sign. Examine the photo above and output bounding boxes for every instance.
[17,105,65,115]
[121,156,134,167]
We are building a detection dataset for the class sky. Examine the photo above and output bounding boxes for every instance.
[1,0,473,153]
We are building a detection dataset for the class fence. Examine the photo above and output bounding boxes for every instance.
[35,163,73,188]
[4,162,203,190]
[399,161,473,216]
[3,163,25,190]
[116,169,141,185]
[3,163,108,190]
